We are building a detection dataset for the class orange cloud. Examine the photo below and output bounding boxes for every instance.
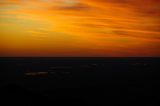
[0,0,160,57]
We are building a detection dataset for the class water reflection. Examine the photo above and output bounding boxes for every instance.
[25,70,71,77]
[25,72,49,76]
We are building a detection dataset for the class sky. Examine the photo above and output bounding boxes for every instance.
[0,0,160,57]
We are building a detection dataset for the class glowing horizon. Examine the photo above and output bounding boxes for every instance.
[0,0,160,57]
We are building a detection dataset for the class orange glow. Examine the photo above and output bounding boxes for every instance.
[0,0,160,57]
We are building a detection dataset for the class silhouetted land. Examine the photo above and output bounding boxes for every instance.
[0,57,159,106]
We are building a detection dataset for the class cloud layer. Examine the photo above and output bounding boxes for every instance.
[0,0,160,56]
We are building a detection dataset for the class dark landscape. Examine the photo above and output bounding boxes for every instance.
[0,57,159,106]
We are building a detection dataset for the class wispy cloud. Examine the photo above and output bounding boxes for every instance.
[0,0,160,56]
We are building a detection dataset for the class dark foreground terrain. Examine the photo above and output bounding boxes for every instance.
[0,57,159,106]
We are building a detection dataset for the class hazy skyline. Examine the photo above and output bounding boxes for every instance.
[0,0,160,57]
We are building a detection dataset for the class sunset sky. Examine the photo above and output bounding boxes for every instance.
[0,0,160,57]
